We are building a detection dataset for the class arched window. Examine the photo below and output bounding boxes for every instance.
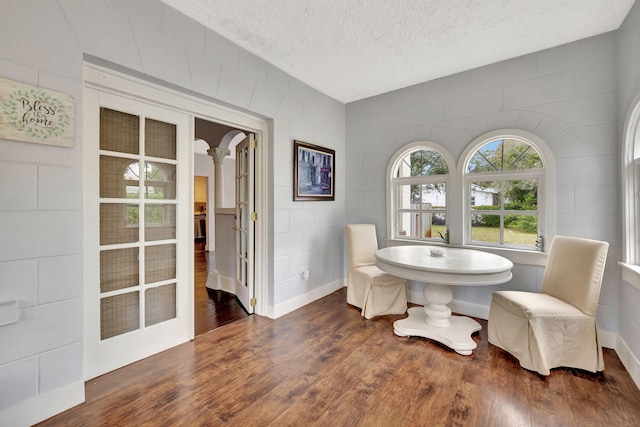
[387,131,554,254]
[462,133,547,250]
[622,96,640,266]
[387,142,454,242]
[124,161,171,226]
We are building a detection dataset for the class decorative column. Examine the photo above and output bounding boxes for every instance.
[207,147,230,209]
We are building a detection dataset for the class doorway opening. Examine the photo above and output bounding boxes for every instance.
[194,248,248,335]
[193,118,254,335]
[83,64,268,379]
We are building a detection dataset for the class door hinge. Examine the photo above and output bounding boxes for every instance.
[250,212,257,221]
[250,139,257,149]
[250,298,257,307]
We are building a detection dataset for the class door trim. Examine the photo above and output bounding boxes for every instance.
[83,89,192,379]
[83,64,269,370]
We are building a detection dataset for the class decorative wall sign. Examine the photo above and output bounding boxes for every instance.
[0,77,74,147]
[293,140,335,201]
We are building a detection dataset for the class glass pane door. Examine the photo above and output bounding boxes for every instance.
[84,85,191,380]
[99,108,179,339]
[235,134,255,313]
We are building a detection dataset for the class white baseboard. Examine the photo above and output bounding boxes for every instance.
[598,329,617,350]
[449,300,490,320]
[268,279,345,319]
[205,270,236,294]
[617,336,640,391]
[0,380,84,427]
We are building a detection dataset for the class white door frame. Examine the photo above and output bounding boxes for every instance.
[83,87,193,379]
[83,64,269,376]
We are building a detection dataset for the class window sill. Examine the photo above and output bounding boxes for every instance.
[385,238,547,266]
[620,262,640,291]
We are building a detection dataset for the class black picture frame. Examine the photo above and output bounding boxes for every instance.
[293,140,335,201]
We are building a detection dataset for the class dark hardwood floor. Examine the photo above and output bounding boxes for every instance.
[39,285,640,426]
[194,242,249,336]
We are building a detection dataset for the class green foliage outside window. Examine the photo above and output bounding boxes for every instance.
[467,139,542,173]
[467,139,541,211]
[468,139,542,235]
[125,162,168,226]
[402,149,448,201]
[127,205,139,225]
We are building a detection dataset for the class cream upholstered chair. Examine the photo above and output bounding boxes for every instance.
[345,224,407,319]
[488,235,609,375]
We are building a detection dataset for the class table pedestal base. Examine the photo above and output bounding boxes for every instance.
[394,307,481,355]
[376,247,512,356]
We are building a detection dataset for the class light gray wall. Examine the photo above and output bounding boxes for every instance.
[0,0,345,421]
[346,32,620,332]
[194,153,215,248]
[618,1,640,375]
[2,0,639,422]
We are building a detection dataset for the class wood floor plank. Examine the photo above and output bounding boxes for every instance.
[36,253,640,426]
[194,249,248,336]
[313,343,405,426]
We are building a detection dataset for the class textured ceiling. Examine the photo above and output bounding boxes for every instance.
[161,0,635,103]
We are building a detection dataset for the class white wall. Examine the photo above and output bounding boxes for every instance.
[222,156,235,208]
[194,153,215,249]
[617,0,640,386]
[0,0,345,424]
[0,1,85,422]
[346,32,621,335]
[194,153,240,250]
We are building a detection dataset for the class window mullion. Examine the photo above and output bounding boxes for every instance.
[390,145,451,241]
[464,137,544,249]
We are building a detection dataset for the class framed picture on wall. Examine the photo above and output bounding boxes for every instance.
[293,140,335,201]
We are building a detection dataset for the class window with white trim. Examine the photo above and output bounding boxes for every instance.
[124,161,171,227]
[464,137,544,250]
[622,96,640,266]
[388,143,453,242]
[386,131,555,255]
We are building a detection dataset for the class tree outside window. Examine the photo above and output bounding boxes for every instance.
[125,162,170,226]
[466,139,543,248]
[394,148,449,240]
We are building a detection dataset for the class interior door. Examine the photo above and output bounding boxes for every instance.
[84,88,192,380]
[235,134,255,313]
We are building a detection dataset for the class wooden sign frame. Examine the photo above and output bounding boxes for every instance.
[0,77,74,148]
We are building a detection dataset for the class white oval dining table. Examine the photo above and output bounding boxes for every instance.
[375,245,513,355]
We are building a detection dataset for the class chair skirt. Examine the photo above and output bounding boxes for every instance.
[488,290,603,376]
[347,265,407,319]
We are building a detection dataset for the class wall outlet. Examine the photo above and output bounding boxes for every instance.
[302,270,310,280]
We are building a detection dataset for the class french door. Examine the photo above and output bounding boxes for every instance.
[84,88,192,379]
[235,134,255,313]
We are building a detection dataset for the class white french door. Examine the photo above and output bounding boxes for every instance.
[83,87,192,380]
[235,134,255,313]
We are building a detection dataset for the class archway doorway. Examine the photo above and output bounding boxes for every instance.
[193,119,254,335]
